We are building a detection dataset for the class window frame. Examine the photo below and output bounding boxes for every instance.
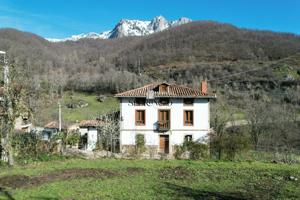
[183,110,194,126]
[184,135,193,142]
[135,109,146,126]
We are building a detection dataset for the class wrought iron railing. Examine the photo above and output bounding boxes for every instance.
[157,120,170,131]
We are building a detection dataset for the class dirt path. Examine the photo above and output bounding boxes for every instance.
[0,167,144,189]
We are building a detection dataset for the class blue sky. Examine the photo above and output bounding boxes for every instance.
[0,0,299,38]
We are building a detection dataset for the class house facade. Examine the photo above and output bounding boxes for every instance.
[115,82,216,156]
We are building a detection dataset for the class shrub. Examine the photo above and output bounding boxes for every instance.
[173,145,186,159]
[135,134,146,155]
[174,141,208,160]
[210,126,250,160]
[66,132,80,147]
[11,130,66,164]
[187,141,209,160]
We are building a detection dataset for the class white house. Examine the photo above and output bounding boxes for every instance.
[115,82,216,156]
[78,120,103,151]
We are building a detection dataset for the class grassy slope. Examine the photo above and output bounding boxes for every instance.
[39,92,119,125]
[0,159,299,200]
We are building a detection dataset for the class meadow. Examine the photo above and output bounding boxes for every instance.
[0,158,299,200]
[37,92,119,125]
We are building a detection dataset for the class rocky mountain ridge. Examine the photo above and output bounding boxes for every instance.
[46,16,192,42]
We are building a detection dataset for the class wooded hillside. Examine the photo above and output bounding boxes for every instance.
[0,21,300,124]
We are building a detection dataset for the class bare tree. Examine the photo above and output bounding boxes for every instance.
[244,99,270,150]
[210,100,234,159]
[0,62,26,166]
[97,111,120,155]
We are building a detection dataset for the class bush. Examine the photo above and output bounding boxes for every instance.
[12,131,42,159]
[135,134,146,155]
[187,141,209,160]
[210,127,250,160]
[174,141,208,160]
[173,145,186,159]
[11,131,65,164]
[66,132,80,147]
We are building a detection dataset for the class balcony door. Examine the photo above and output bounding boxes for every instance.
[158,110,170,130]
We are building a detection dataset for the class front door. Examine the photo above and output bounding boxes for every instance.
[159,135,169,154]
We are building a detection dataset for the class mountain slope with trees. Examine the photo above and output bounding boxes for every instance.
[0,21,300,125]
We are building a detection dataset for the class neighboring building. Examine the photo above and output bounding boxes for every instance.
[78,120,103,151]
[42,121,60,140]
[15,116,32,133]
[115,82,216,156]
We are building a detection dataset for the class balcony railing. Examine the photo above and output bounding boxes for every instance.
[157,120,170,131]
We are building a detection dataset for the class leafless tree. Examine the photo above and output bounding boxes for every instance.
[245,99,269,150]
[210,100,234,159]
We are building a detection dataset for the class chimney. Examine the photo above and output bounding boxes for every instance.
[201,80,207,95]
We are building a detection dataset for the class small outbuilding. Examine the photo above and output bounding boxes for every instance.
[78,120,104,151]
[42,121,60,140]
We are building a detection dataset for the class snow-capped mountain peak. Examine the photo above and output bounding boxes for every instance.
[172,17,193,26]
[47,16,192,42]
[109,18,152,38]
[149,16,169,32]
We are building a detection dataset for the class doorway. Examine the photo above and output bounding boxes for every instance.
[159,135,169,154]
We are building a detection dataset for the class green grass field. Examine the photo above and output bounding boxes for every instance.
[0,159,299,200]
[39,92,119,125]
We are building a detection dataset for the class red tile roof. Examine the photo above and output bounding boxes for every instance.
[44,121,59,129]
[79,120,104,127]
[115,83,216,98]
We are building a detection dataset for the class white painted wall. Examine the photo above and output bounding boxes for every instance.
[120,97,211,149]
[79,127,98,151]
[87,128,97,151]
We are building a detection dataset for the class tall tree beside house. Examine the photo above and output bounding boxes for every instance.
[210,101,234,159]
[0,62,28,166]
[245,99,269,150]
[97,111,120,154]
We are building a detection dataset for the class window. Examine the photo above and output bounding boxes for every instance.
[184,135,193,142]
[159,84,168,93]
[135,110,145,126]
[184,98,194,106]
[184,110,194,126]
[159,98,169,105]
[135,98,146,106]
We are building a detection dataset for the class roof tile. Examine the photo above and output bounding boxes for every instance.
[115,83,215,98]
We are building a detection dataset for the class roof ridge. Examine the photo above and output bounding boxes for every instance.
[114,82,215,98]
[172,84,200,91]
[115,83,157,96]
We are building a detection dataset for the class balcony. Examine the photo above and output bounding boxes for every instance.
[157,120,170,131]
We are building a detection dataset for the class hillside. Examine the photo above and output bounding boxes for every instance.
[0,21,300,123]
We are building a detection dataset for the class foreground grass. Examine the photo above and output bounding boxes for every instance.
[0,159,299,200]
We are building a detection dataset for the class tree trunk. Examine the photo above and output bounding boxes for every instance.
[7,142,14,166]
[5,123,15,166]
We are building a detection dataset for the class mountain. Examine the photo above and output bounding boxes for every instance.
[1,21,300,125]
[47,16,192,42]
[1,21,300,94]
